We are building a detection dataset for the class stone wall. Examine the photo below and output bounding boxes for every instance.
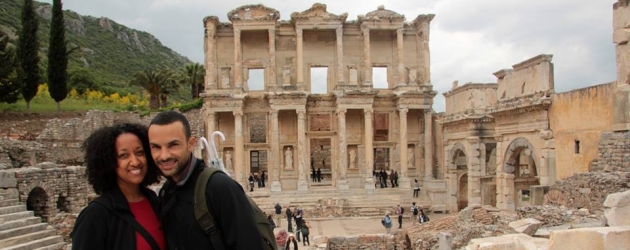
[590,131,630,172]
[326,234,406,250]
[547,172,630,212]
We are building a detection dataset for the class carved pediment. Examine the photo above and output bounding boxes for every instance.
[359,5,405,23]
[228,4,280,22]
[290,3,348,23]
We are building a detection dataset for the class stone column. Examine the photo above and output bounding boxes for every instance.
[270,110,282,192]
[613,2,630,131]
[421,21,431,84]
[296,28,304,86]
[234,28,243,88]
[204,23,217,89]
[337,108,349,190]
[496,173,504,209]
[397,28,406,85]
[504,173,515,211]
[467,137,482,206]
[424,110,433,181]
[364,109,375,190]
[297,109,309,192]
[398,108,411,188]
[336,26,344,84]
[206,112,217,162]
[362,27,372,84]
[268,28,276,88]
[234,111,244,185]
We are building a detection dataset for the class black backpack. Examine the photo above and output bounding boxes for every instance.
[401,207,404,214]
[412,206,419,215]
[194,167,277,250]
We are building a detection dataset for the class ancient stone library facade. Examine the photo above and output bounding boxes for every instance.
[3,2,630,223]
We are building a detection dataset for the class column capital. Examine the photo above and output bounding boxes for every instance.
[399,108,409,114]
[269,28,276,34]
[296,28,303,36]
[424,109,432,115]
[233,110,244,117]
[397,28,404,35]
[336,108,347,115]
[234,28,241,36]
[361,27,370,36]
[269,109,279,115]
[364,108,373,116]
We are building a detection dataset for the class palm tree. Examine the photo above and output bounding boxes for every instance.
[179,63,205,99]
[130,69,174,109]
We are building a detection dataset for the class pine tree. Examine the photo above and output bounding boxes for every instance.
[0,30,21,104]
[17,0,41,112]
[47,0,68,112]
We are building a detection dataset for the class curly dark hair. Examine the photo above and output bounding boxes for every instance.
[82,123,159,195]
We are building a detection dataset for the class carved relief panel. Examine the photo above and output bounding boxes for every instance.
[220,67,231,89]
[248,114,267,143]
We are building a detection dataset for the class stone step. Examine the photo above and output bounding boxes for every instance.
[33,242,67,250]
[0,206,26,215]
[0,229,57,249]
[3,235,64,250]
[0,223,49,240]
[0,189,19,201]
[0,199,20,208]
[0,211,35,223]
[0,217,42,231]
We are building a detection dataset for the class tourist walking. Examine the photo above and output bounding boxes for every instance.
[285,234,299,250]
[72,123,165,250]
[381,212,393,234]
[294,207,303,242]
[268,214,276,230]
[261,170,266,187]
[286,206,294,232]
[413,178,420,197]
[393,170,399,187]
[411,202,419,225]
[390,170,396,188]
[301,220,311,246]
[275,202,283,226]
[396,204,404,229]
[311,167,316,182]
[316,167,322,182]
[249,173,255,192]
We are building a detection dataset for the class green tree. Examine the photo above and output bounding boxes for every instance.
[17,0,41,112]
[47,0,68,112]
[0,30,20,104]
[68,67,97,94]
[179,63,204,99]
[130,68,174,109]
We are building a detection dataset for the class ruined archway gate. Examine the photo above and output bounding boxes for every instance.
[200,4,437,192]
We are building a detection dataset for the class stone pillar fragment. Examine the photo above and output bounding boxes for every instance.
[268,29,276,87]
[336,26,344,84]
[337,109,349,190]
[399,108,410,188]
[234,29,243,88]
[364,109,375,190]
[467,137,482,206]
[362,28,372,84]
[204,22,217,89]
[397,28,406,85]
[297,28,304,86]
[234,111,244,185]
[297,109,309,192]
[270,110,282,192]
[424,110,433,181]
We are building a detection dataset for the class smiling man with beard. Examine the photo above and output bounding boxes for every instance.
[148,111,263,250]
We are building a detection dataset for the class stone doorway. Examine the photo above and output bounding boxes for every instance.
[374,148,390,171]
[310,138,332,186]
[27,187,48,222]
[458,173,468,210]
[503,138,541,209]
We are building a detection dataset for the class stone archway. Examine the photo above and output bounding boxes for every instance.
[448,142,468,171]
[27,187,49,222]
[502,137,540,175]
[458,173,468,210]
[502,137,541,209]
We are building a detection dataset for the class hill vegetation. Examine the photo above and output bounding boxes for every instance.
[0,0,193,105]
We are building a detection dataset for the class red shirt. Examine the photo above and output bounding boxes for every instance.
[129,198,166,250]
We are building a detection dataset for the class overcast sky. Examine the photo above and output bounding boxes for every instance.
[40,0,618,112]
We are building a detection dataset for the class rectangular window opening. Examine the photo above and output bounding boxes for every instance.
[373,67,388,89]
[574,140,580,154]
[310,67,328,94]
[247,69,265,91]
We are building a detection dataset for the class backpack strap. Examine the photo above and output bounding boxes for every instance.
[92,197,161,250]
[194,167,226,250]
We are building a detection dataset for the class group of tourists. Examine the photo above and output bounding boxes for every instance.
[373,168,399,188]
[248,170,267,192]
[310,167,323,182]
[273,203,311,249]
[381,201,430,234]
[72,111,274,250]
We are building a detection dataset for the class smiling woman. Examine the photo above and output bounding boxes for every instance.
[72,123,165,250]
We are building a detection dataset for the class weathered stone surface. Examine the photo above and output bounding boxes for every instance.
[548,227,630,250]
[0,171,16,188]
[603,190,630,226]
[509,218,542,236]
[546,172,630,212]
[466,234,549,250]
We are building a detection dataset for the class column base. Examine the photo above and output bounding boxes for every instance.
[297,180,309,192]
[271,181,282,192]
[337,179,350,191]
[364,177,376,190]
[398,177,411,189]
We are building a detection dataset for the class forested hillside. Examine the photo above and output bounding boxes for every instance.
[0,0,192,96]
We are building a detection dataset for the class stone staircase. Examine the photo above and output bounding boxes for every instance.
[0,189,65,250]
[249,185,433,219]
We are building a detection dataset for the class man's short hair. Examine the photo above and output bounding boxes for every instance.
[150,111,192,139]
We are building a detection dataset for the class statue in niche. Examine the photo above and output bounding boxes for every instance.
[221,68,231,89]
[349,149,357,169]
[408,68,418,85]
[349,67,358,85]
[224,150,233,171]
[520,165,531,178]
[282,66,291,86]
[284,147,293,170]
[407,148,415,167]
[486,163,496,176]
